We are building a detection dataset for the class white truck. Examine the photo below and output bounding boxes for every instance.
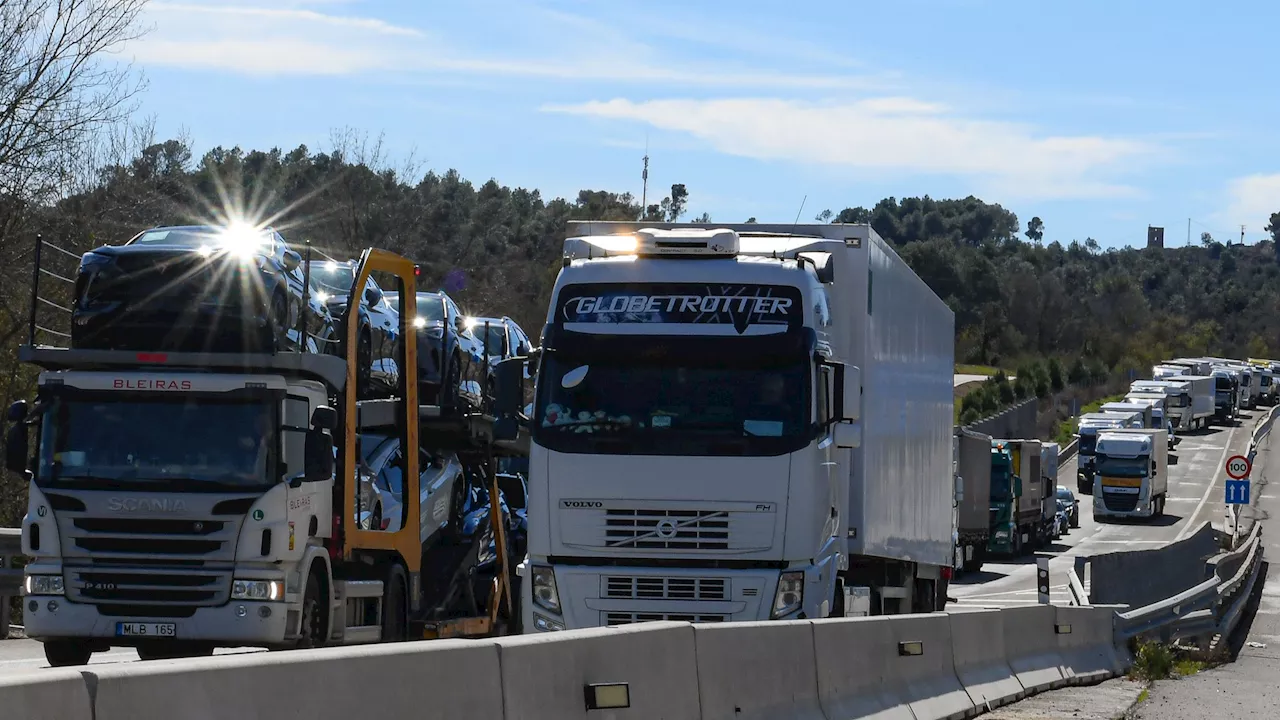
[1175,375,1216,429]
[1131,380,1199,431]
[520,222,956,631]
[1076,411,1143,494]
[1123,393,1177,449]
[954,428,993,574]
[1209,367,1239,424]
[1092,428,1169,521]
[6,252,530,666]
[1152,364,1190,380]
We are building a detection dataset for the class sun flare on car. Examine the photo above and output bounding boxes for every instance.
[216,220,269,259]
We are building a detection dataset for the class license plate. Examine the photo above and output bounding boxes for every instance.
[115,622,176,637]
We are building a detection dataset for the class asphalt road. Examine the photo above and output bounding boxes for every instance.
[951,409,1260,608]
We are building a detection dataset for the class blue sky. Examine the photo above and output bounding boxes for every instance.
[124,0,1280,248]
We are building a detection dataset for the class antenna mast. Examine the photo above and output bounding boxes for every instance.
[640,135,650,219]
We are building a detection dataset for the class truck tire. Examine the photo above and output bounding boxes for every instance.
[297,568,328,649]
[381,565,408,642]
[43,640,93,667]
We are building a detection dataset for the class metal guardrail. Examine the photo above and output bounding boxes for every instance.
[1114,522,1264,646]
[1,527,21,638]
[1058,437,1080,465]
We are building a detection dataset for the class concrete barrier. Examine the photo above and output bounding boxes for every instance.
[693,620,823,720]
[496,622,700,720]
[1001,605,1066,693]
[91,639,505,720]
[0,669,93,720]
[812,614,973,720]
[1054,605,1120,685]
[946,607,1024,711]
[811,616,913,720]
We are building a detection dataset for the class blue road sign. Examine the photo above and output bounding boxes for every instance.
[1226,479,1251,505]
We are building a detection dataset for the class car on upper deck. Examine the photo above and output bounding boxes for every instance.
[383,290,485,410]
[71,224,334,354]
[304,259,401,398]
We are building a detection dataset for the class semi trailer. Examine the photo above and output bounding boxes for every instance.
[519,222,956,630]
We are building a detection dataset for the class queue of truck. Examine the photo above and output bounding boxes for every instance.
[18,220,1279,661]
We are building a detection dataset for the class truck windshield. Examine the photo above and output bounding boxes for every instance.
[1096,455,1148,477]
[533,342,810,456]
[1078,433,1097,456]
[989,468,1013,502]
[1216,377,1234,391]
[37,397,277,491]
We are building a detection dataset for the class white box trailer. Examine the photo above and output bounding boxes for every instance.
[1175,375,1216,429]
[954,428,993,573]
[1153,364,1190,380]
[1131,380,1196,431]
[522,222,955,630]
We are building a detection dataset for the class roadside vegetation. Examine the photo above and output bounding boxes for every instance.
[1128,640,1220,682]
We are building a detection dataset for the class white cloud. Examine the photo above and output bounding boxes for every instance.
[1223,174,1280,230]
[544,97,1159,201]
[129,2,883,88]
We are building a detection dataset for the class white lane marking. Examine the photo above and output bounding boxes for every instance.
[1176,421,1240,541]
[1088,539,1170,544]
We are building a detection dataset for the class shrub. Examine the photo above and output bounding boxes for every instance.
[1047,358,1066,392]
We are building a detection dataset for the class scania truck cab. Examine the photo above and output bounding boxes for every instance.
[1092,429,1169,521]
[521,223,954,631]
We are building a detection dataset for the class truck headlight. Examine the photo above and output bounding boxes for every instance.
[771,571,805,619]
[531,565,560,613]
[24,574,64,596]
[232,579,284,601]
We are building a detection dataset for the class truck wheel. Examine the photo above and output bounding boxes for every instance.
[297,568,328,649]
[43,640,93,667]
[381,565,408,642]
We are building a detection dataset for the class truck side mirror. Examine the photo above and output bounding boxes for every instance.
[303,405,336,483]
[833,422,860,449]
[4,400,28,473]
[304,427,334,482]
[1151,460,1157,472]
[494,357,524,417]
[954,473,964,502]
[1014,476,1023,496]
[4,422,28,474]
[6,400,27,422]
[282,249,301,272]
[310,406,337,431]
[834,363,861,422]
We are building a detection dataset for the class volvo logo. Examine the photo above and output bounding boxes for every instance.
[108,498,188,513]
[655,519,679,539]
[561,500,603,509]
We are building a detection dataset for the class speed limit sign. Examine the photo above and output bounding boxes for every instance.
[1226,455,1251,480]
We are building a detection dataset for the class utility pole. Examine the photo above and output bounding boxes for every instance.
[639,137,650,221]
[1241,225,1246,246]
[1187,218,1191,247]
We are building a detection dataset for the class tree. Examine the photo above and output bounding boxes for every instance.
[660,183,688,221]
[691,212,711,223]
[1025,216,1044,245]
[1201,231,1214,247]
[815,209,833,223]
[1265,212,1280,262]
[1047,358,1065,393]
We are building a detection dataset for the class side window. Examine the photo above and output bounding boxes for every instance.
[283,398,310,479]
[377,449,405,531]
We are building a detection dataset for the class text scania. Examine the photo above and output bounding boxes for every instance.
[108,498,189,512]
[566,294,793,318]
[112,378,193,391]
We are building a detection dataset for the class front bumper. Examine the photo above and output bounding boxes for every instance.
[521,562,827,632]
[1093,492,1155,518]
[22,594,290,645]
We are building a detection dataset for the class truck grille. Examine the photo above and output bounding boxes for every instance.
[604,575,728,602]
[1102,492,1140,512]
[55,497,250,612]
[65,565,231,607]
[604,612,728,626]
[605,509,730,550]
